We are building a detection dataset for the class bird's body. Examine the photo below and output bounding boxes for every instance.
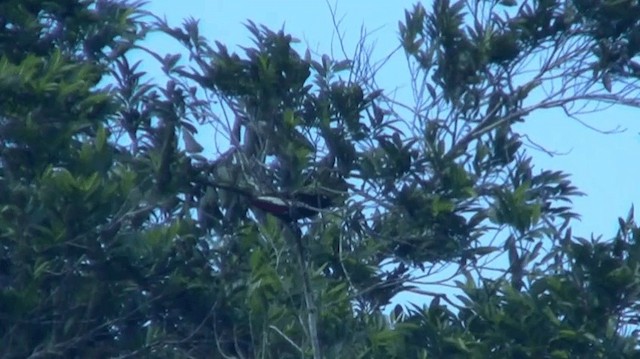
[211,182,338,222]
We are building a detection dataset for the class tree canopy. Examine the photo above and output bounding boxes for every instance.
[1,0,640,358]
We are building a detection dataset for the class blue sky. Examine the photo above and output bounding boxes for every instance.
[140,0,640,304]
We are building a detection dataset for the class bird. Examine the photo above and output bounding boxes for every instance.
[249,193,332,221]
[210,182,341,222]
[204,152,346,222]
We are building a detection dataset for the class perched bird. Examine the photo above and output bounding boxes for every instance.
[210,182,342,222]
[206,152,346,222]
[249,192,334,221]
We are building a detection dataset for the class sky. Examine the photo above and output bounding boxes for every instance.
[138,0,640,306]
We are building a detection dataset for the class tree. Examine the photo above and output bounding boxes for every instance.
[1,0,639,358]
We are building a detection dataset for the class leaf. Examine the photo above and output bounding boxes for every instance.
[95,126,107,152]
[333,59,352,72]
[427,83,437,98]
[322,54,331,72]
[33,260,50,279]
[603,72,612,92]
[393,304,404,320]
[162,53,181,72]
[183,129,204,153]
[79,173,101,197]
[472,246,500,256]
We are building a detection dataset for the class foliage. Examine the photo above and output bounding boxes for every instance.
[1,0,639,358]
